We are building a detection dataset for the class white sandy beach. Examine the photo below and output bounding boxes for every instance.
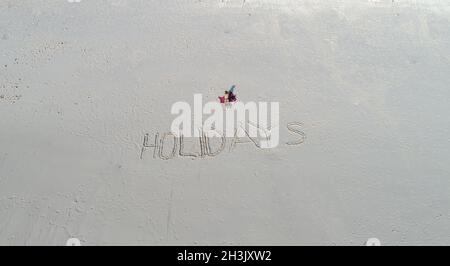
[1,0,450,245]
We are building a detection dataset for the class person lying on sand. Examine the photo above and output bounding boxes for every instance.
[218,85,237,103]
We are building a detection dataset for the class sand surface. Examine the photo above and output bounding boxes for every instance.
[1,0,450,245]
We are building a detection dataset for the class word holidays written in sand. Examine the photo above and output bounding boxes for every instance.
[140,121,306,161]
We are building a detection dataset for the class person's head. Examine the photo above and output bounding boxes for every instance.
[224,91,229,94]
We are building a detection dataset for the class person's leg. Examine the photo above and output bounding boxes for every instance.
[229,85,235,94]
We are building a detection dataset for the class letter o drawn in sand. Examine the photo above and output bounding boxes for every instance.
[159,132,178,160]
